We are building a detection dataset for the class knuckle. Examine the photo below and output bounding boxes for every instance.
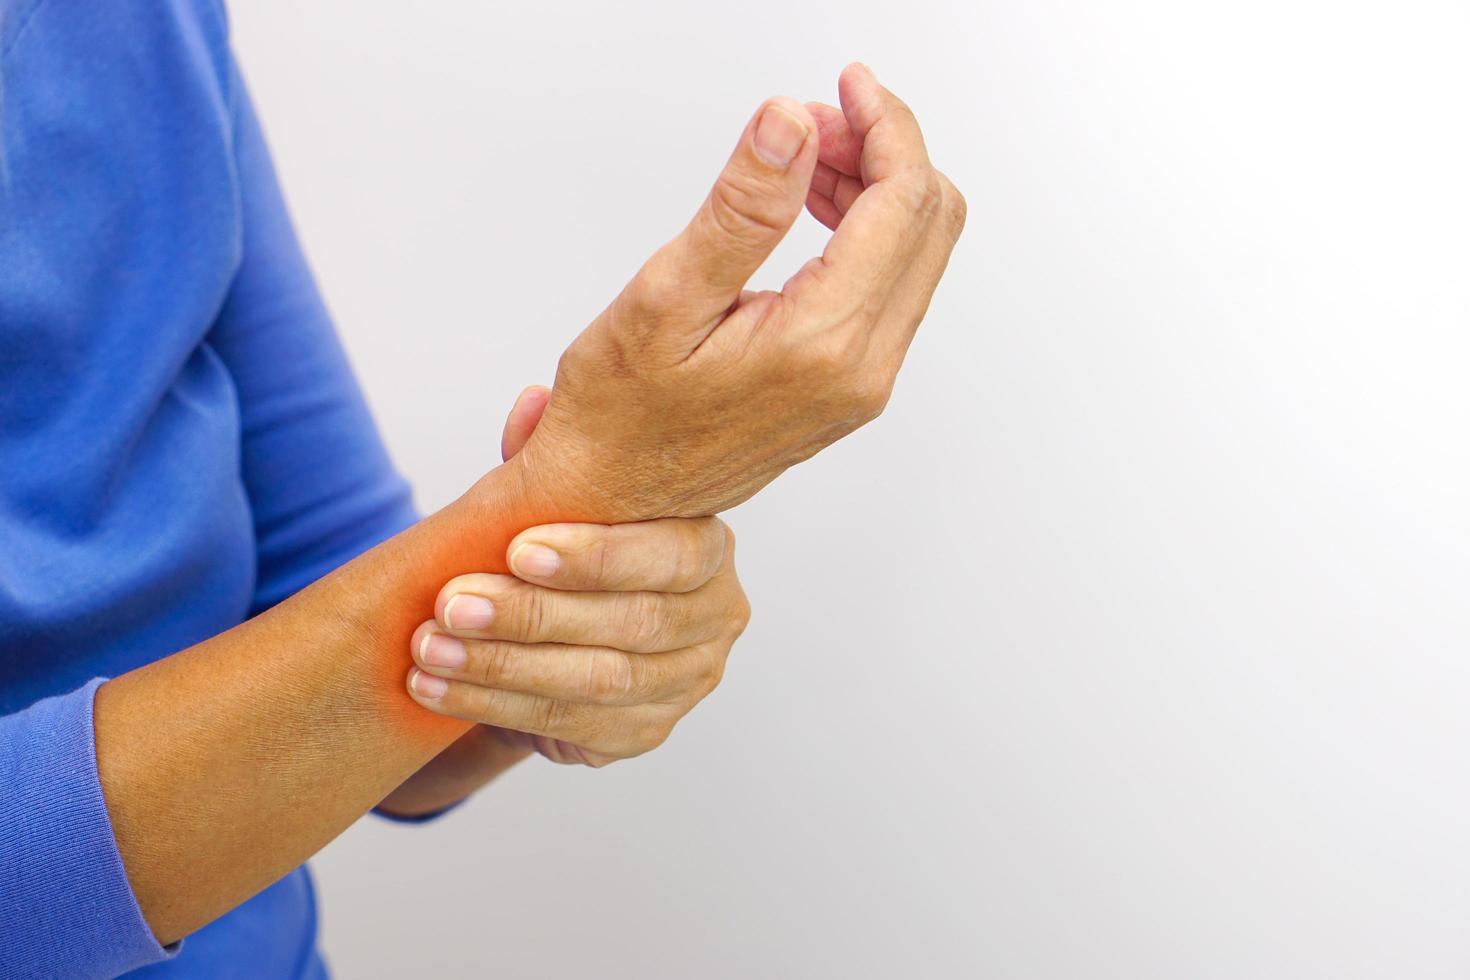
[938,172,967,234]
[474,641,519,688]
[584,652,636,704]
[917,169,945,220]
[670,522,702,587]
[879,85,918,121]
[553,332,596,384]
[516,583,551,642]
[731,590,753,638]
[697,654,728,699]
[791,255,833,294]
[671,519,724,591]
[854,373,894,422]
[643,717,675,752]
[705,666,726,699]
[748,289,796,338]
[481,686,518,724]
[895,169,944,222]
[708,168,791,243]
[621,592,665,652]
[623,717,673,757]
[534,697,571,735]
[559,525,613,588]
[586,532,613,588]
[836,349,897,421]
[696,518,730,583]
[619,254,684,321]
[804,330,868,379]
[600,303,662,377]
[790,333,898,430]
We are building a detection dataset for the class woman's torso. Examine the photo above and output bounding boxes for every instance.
[1,2,322,974]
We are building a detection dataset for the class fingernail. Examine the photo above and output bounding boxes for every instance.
[419,632,467,669]
[753,105,808,167]
[410,668,448,700]
[510,543,561,579]
[443,593,494,630]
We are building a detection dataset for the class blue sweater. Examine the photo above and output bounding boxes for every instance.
[0,2,422,975]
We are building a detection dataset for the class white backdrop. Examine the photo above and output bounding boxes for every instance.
[230,2,1470,977]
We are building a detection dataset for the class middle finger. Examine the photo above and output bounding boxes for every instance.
[434,574,717,652]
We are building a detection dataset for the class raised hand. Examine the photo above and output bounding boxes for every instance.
[503,64,965,522]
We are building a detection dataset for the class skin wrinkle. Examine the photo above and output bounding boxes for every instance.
[92,63,963,946]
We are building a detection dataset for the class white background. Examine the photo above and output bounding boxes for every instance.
[231,2,1470,977]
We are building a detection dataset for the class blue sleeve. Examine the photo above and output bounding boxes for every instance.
[0,680,179,978]
[0,27,427,980]
[208,59,420,615]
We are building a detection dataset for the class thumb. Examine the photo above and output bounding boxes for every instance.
[618,97,818,351]
[500,385,551,461]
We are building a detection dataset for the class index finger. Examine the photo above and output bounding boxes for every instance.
[506,517,731,593]
[783,65,943,318]
[837,62,932,183]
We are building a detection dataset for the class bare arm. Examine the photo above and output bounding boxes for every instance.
[95,465,543,943]
[374,391,749,819]
[95,65,964,946]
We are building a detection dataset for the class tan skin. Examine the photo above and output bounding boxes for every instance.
[95,65,965,944]
[377,386,750,816]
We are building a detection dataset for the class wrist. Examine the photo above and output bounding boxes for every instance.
[470,423,661,528]
[458,453,547,539]
[457,440,600,532]
[377,726,533,817]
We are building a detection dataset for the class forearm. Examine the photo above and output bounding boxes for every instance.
[375,726,533,818]
[94,462,567,944]
[89,59,961,950]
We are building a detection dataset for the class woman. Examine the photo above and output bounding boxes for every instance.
[0,2,963,976]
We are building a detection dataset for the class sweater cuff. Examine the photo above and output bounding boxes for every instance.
[370,798,465,824]
[0,678,180,978]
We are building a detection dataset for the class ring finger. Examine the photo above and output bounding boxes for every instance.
[410,621,721,706]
